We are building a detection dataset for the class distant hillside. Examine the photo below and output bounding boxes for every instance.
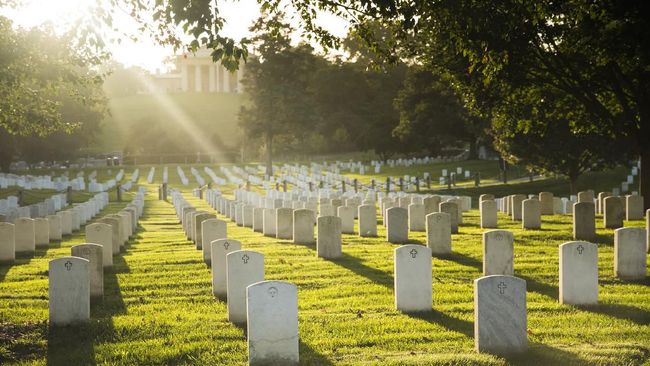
[93,92,245,153]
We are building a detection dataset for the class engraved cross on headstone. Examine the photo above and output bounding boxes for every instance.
[223,241,230,250]
[410,249,418,258]
[64,261,72,271]
[268,287,278,298]
[497,281,507,294]
[242,254,250,264]
[577,245,584,254]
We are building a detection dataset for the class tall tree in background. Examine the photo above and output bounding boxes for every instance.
[393,67,485,158]
[238,12,318,176]
[0,17,105,171]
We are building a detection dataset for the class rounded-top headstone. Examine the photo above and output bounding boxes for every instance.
[474,275,527,354]
[49,256,90,326]
[211,239,242,297]
[71,243,104,299]
[247,280,299,366]
[0,222,15,263]
[482,230,514,276]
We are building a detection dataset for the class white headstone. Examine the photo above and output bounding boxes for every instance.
[482,230,514,276]
[317,216,342,259]
[49,256,90,325]
[0,222,15,263]
[202,218,227,264]
[337,206,355,234]
[14,218,35,255]
[614,227,647,280]
[71,243,104,299]
[211,239,241,297]
[394,245,432,312]
[559,241,598,305]
[293,209,315,245]
[86,223,113,267]
[474,275,527,354]
[358,205,377,237]
[426,212,451,255]
[247,280,299,366]
[34,218,49,248]
[227,250,264,324]
[386,207,408,243]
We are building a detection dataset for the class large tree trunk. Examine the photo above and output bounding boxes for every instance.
[569,175,579,195]
[265,132,273,178]
[641,148,650,210]
[467,136,478,160]
[0,130,13,173]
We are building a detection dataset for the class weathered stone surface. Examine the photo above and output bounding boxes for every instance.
[34,218,49,248]
[577,191,594,203]
[358,205,377,237]
[14,218,35,255]
[597,192,612,214]
[386,207,408,243]
[262,208,277,237]
[85,223,113,267]
[49,256,90,326]
[559,241,598,305]
[211,239,241,297]
[0,223,15,263]
[242,205,254,228]
[194,213,216,250]
[522,199,541,229]
[423,196,441,215]
[439,201,459,234]
[202,218,227,264]
[511,195,526,221]
[480,200,497,229]
[252,207,264,233]
[603,196,624,229]
[293,209,315,245]
[337,206,355,234]
[483,230,514,276]
[227,250,264,324]
[426,212,451,255]
[97,217,121,255]
[319,203,335,217]
[317,216,342,259]
[247,280,299,366]
[71,243,104,299]
[626,195,644,220]
[474,275,527,354]
[59,211,73,236]
[480,194,495,202]
[276,208,294,240]
[394,245,432,312]
[573,202,595,240]
[539,192,554,215]
[614,227,647,280]
[408,203,426,232]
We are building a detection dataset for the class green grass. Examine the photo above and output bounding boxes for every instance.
[0,179,648,365]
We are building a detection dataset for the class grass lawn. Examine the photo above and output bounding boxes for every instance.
[0,176,648,365]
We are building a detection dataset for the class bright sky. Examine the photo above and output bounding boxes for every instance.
[0,0,349,72]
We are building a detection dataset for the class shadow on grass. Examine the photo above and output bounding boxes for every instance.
[504,342,584,365]
[574,303,650,326]
[444,253,558,300]
[330,253,393,289]
[592,233,614,245]
[300,340,335,366]
[406,309,473,338]
[47,251,130,365]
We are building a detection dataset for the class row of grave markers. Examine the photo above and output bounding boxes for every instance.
[171,191,300,365]
[0,193,110,263]
[47,188,145,326]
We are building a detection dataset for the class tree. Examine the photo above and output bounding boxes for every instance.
[393,67,485,158]
[491,87,628,194]
[0,17,105,171]
[238,12,319,176]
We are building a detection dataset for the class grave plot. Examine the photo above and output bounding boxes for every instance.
[0,174,648,365]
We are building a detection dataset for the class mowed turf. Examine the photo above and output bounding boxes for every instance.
[0,184,649,365]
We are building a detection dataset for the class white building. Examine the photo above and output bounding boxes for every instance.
[150,48,245,93]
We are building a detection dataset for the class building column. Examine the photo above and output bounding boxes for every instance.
[195,64,202,92]
[181,64,189,92]
[208,65,215,92]
[216,65,222,92]
[224,70,231,93]
[236,65,244,93]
